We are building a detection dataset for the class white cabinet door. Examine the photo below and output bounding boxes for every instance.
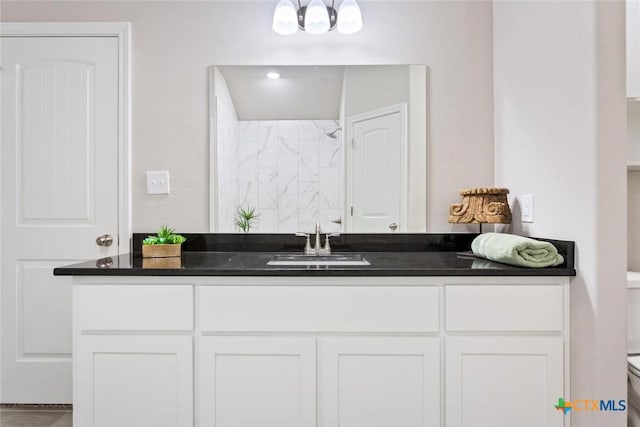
[199,336,316,427]
[319,337,440,427]
[76,335,193,427]
[446,336,564,427]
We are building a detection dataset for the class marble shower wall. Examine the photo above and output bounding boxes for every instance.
[215,96,239,232]
[226,120,343,233]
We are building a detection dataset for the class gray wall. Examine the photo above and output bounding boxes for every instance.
[1,0,494,233]
[493,2,626,424]
[629,109,640,270]
[343,65,409,118]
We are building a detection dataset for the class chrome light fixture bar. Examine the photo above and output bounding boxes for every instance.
[273,0,362,35]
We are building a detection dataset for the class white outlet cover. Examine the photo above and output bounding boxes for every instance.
[146,171,170,195]
[522,194,534,223]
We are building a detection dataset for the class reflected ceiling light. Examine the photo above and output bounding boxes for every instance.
[266,71,281,79]
[272,0,362,35]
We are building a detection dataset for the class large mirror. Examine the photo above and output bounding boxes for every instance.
[209,65,427,233]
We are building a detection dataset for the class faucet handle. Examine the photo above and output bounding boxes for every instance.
[321,232,341,255]
[296,232,314,255]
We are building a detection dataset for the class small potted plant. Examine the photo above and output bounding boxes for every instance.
[142,225,187,258]
[235,206,259,233]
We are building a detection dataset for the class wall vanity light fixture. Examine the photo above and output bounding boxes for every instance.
[272,0,363,35]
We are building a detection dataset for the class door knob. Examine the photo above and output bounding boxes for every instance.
[331,218,342,225]
[96,234,113,247]
[389,223,398,231]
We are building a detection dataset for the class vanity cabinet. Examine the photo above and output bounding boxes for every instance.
[71,276,570,427]
[198,336,316,427]
[74,284,195,427]
[445,336,563,427]
[76,335,193,427]
[444,284,566,427]
[319,337,441,427]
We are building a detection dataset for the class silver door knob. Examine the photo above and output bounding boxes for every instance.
[389,223,398,231]
[96,234,113,247]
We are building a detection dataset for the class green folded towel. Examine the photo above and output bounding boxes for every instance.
[471,232,564,268]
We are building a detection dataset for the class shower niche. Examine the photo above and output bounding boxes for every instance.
[209,65,426,234]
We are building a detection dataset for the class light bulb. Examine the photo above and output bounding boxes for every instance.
[272,0,298,35]
[266,71,281,80]
[337,0,363,34]
[305,0,330,34]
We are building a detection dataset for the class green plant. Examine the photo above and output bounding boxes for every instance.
[235,206,259,233]
[142,225,187,245]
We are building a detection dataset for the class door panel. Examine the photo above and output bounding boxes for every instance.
[18,261,75,356]
[1,36,120,403]
[18,60,94,224]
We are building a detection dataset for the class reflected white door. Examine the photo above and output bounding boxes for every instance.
[1,36,120,403]
[348,105,406,233]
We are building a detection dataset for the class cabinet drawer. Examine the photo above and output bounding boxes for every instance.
[445,285,563,332]
[78,285,193,331]
[200,286,439,333]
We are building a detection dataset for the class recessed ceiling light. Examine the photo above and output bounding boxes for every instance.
[266,71,281,80]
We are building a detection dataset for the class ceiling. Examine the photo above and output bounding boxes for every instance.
[217,65,345,121]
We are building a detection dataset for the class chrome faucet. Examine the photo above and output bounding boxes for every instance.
[296,221,340,256]
[314,221,322,255]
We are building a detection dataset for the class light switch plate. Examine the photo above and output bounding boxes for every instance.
[521,194,534,223]
[146,171,170,195]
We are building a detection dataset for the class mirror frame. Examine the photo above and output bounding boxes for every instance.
[208,64,427,233]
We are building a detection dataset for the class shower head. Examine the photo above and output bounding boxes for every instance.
[326,127,342,139]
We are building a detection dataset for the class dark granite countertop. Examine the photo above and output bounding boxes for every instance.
[53,233,577,277]
[53,250,575,276]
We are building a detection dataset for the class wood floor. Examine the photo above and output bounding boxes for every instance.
[0,407,72,427]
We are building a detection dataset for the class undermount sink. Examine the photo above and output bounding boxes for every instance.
[267,254,370,266]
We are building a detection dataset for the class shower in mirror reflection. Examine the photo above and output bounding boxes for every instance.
[326,127,342,139]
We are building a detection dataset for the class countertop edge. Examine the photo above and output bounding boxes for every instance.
[54,267,577,277]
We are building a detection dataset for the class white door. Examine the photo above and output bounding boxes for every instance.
[319,336,440,427]
[1,36,120,403]
[347,105,406,233]
[446,336,564,427]
[199,336,316,427]
[76,335,193,427]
